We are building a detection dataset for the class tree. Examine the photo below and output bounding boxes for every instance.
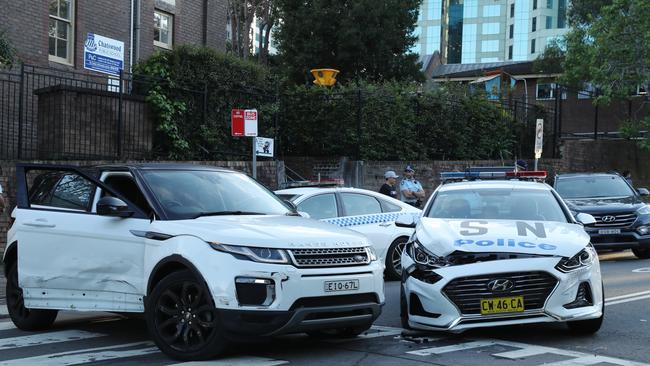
[274,0,424,84]
[0,30,16,69]
[256,0,279,64]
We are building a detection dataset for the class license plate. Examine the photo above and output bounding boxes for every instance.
[324,279,359,292]
[480,296,525,315]
[598,228,621,235]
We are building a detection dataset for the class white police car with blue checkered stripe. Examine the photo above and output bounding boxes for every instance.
[275,187,421,280]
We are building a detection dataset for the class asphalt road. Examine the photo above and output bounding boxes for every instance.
[0,250,648,366]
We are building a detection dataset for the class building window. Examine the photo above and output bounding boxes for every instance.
[483,5,500,17]
[481,40,499,52]
[510,3,515,17]
[531,39,536,53]
[578,83,595,99]
[546,16,553,29]
[48,0,74,64]
[547,0,553,8]
[482,23,500,35]
[536,82,556,100]
[508,45,513,60]
[154,10,173,49]
[509,24,514,39]
[558,0,567,28]
[532,17,537,32]
[533,0,537,10]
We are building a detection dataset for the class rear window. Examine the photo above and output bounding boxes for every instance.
[555,175,634,199]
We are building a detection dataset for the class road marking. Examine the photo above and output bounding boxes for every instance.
[408,340,498,356]
[0,329,105,350]
[0,321,15,331]
[493,345,554,359]
[0,341,159,366]
[169,357,289,366]
[606,290,650,301]
[325,325,403,343]
[0,305,7,316]
[541,355,650,366]
[607,294,650,306]
[632,267,650,273]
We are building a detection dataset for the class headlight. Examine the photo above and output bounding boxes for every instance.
[406,240,447,268]
[209,242,290,264]
[366,246,378,261]
[637,205,650,215]
[555,246,596,273]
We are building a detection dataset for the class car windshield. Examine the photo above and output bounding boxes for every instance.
[426,188,568,222]
[141,170,290,220]
[555,175,634,199]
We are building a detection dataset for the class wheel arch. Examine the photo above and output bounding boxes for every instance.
[3,241,18,277]
[147,255,210,297]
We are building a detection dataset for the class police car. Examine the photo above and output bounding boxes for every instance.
[4,164,385,360]
[398,168,604,334]
[275,187,421,280]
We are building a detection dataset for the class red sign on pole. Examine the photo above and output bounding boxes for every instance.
[231,109,245,136]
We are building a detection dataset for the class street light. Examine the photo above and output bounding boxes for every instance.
[311,68,340,87]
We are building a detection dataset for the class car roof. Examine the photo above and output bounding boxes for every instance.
[438,180,552,192]
[275,187,388,196]
[555,172,620,179]
[94,163,236,173]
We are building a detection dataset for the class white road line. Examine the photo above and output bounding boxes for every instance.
[0,329,105,350]
[169,357,289,366]
[0,305,7,316]
[607,294,650,306]
[606,290,650,302]
[541,355,650,366]
[407,340,498,356]
[325,325,403,343]
[492,345,554,359]
[0,341,159,366]
[0,321,15,331]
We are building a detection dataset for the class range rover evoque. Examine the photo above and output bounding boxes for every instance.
[4,164,384,360]
[554,173,650,258]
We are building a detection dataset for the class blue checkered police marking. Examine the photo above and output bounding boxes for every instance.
[323,212,419,228]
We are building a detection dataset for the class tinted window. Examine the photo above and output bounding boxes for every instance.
[142,170,290,220]
[341,193,382,216]
[29,172,61,206]
[555,175,635,199]
[380,199,402,213]
[426,188,567,222]
[30,172,95,211]
[103,175,152,216]
[297,194,338,220]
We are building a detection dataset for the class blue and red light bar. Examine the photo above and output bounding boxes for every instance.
[440,167,547,182]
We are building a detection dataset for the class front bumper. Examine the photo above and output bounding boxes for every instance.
[401,254,603,332]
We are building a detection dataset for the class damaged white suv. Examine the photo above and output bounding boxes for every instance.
[4,164,384,360]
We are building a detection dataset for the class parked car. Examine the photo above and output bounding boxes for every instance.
[554,173,650,258]
[400,171,603,334]
[275,187,421,280]
[4,164,385,360]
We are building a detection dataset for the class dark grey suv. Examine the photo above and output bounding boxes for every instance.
[554,173,650,258]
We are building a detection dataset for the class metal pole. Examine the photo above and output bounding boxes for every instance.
[17,63,24,159]
[117,69,124,159]
[594,104,599,140]
[534,158,538,171]
[252,137,257,179]
[356,89,362,160]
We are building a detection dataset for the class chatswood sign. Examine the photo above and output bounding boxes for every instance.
[83,33,125,76]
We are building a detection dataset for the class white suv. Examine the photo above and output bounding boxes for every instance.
[4,164,384,360]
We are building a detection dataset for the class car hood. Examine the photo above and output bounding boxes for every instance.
[416,218,589,258]
[149,215,369,249]
[564,196,644,214]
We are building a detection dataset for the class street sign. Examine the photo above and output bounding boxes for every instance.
[231,109,245,136]
[83,33,124,76]
[534,119,543,159]
[244,109,258,137]
[255,137,274,158]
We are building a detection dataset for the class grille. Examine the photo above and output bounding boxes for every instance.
[591,212,637,228]
[443,271,558,315]
[289,247,370,267]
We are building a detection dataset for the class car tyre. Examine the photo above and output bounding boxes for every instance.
[146,270,227,361]
[6,263,58,331]
[400,283,411,330]
[632,248,650,259]
[386,237,409,281]
[567,286,604,335]
[306,323,372,338]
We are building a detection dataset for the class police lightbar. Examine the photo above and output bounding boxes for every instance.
[440,168,547,182]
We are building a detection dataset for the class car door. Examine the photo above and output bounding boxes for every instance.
[15,165,150,312]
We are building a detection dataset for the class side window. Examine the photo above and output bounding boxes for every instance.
[28,171,95,211]
[297,194,338,220]
[379,199,402,213]
[341,193,382,216]
[102,174,152,216]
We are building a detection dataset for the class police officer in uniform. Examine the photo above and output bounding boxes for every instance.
[400,165,425,207]
[379,171,399,199]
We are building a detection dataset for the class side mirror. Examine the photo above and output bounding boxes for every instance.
[395,215,417,228]
[298,211,311,219]
[97,196,133,218]
[575,212,596,226]
[637,188,649,196]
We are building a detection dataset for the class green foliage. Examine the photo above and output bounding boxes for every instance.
[533,40,565,75]
[0,30,16,69]
[620,117,650,151]
[274,0,424,84]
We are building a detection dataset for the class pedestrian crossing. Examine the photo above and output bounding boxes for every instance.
[0,315,647,366]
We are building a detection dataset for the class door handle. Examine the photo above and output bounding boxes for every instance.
[23,219,56,228]
[378,222,392,227]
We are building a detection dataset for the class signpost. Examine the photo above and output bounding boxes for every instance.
[83,33,125,76]
[534,119,544,170]
[231,109,260,178]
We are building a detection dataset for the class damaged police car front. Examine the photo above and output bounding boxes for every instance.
[399,174,603,334]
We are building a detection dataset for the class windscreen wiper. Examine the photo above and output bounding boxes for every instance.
[192,211,266,219]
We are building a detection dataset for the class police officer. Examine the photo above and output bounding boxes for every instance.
[379,171,399,199]
[400,165,425,207]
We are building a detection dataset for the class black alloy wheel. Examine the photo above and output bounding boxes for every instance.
[632,248,650,259]
[6,264,58,330]
[386,237,409,281]
[146,270,227,360]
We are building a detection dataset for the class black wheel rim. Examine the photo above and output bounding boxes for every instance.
[391,241,407,276]
[154,280,217,353]
[7,268,29,319]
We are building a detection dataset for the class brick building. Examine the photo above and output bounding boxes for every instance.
[1,0,228,73]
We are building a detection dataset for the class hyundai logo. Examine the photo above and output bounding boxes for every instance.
[487,279,515,292]
[601,215,616,223]
[353,255,366,263]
